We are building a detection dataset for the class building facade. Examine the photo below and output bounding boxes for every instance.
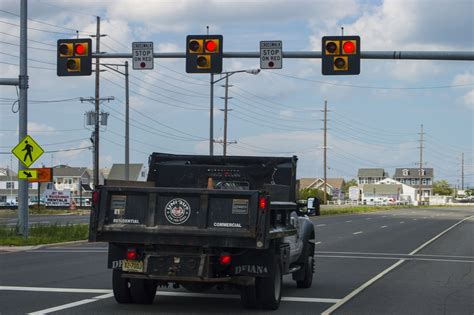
[393,168,433,200]
[357,168,388,185]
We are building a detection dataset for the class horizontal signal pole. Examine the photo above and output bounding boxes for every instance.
[93,51,474,61]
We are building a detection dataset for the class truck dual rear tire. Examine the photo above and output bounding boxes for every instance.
[112,270,132,304]
[112,270,157,304]
[130,278,158,304]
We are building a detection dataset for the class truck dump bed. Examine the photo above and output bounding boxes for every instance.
[89,153,298,249]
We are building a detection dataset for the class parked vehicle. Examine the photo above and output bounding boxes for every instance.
[89,153,316,310]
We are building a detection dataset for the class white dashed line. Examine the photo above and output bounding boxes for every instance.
[353,231,363,235]
[316,224,327,227]
[400,221,405,224]
[381,226,388,228]
[315,242,322,245]
[345,220,352,223]
[365,218,372,220]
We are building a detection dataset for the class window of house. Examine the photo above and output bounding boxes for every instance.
[411,179,417,185]
[141,171,145,177]
[402,169,409,176]
[418,169,425,176]
[28,183,33,189]
[6,182,14,189]
[427,179,432,185]
[422,179,427,185]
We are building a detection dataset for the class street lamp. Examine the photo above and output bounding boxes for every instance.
[209,68,260,156]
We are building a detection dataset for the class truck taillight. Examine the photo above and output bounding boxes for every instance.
[126,249,137,260]
[92,190,100,207]
[219,255,231,266]
[259,196,267,210]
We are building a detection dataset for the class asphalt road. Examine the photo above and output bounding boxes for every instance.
[0,214,90,226]
[0,207,472,314]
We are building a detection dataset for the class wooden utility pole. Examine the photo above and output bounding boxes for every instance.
[418,124,424,204]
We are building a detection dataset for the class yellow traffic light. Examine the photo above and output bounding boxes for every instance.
[186,35,223,73]
[188,39,203,53]
[57,38,92,76]
[325,40,340,55]
[196,55,211,69]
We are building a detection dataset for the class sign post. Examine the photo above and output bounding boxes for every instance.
[260,41,282,69]
[132,42,154,70]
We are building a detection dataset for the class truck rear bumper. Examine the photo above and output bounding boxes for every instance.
[123,273,255,286]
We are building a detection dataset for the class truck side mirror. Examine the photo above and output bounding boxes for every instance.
[307,196,321,216]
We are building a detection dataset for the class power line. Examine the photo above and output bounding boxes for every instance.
[269,72,474,90]
[0,19,76,35]
[0,31,56,47]
[0,40,55,52]
[0,50,56,65]
[0,9,80,32]
[0,60,55,71]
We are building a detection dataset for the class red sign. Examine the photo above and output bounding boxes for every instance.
[28,168,53,183]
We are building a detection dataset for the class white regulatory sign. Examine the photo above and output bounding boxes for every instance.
[132,42,154,70]
[260,41,282,69]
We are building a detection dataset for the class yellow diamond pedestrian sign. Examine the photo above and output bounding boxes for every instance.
[12,135,44,168]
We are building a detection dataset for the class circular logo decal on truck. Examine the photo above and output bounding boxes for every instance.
[165,198,191,225]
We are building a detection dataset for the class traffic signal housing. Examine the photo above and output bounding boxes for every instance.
[186,35,223,73]
[57,38,92,76]
[322,36,360,75]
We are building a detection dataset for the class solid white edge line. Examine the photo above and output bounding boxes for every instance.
[353,231,363,235]
[321,214,474,315]
[0,286,111,294]
[315,255,474,263]
[317,250,474,259]
[28,293,114,315]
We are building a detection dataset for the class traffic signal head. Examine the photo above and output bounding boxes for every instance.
[186,35,223,73]
[322,36,360,75]
[57,38,92,76]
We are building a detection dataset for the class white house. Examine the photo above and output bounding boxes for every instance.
[374,178,416,205]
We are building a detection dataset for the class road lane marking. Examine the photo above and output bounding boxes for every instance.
[322,214,474,315]
[317,251,474,259]
[315,242,322,245]
[316,224,327,227]
[353,231,363,235]
[0,286,110,293]
[400,221,405,224]
[381,225,388,228]
[28,293,113,314]
[2,285,341,313]
[345,220,352,223]
[365,218,372,220]
[315,255,474,263]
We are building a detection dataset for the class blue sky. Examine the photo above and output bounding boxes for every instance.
[0,0,473,187]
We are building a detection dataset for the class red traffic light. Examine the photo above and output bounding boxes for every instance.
[343,41,355,54]
[75,44,86,55]
[205,40,217,52]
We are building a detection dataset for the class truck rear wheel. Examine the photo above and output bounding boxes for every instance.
[112,270,132,304]
[240,285,257,309]
[296,254,314,288]
[130,278,158,304]
[256,260,282,310]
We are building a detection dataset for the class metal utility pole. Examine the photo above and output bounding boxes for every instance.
[418,124,424,204]
[220,76,233,156]
[209,74,214,156]
[18,0,29,237]
[102,62,129,180]
[92,16,101,187]
[125,61,130,180]
[461,152,464,190]
[322,100,328,205]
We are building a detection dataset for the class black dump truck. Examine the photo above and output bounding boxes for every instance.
[89,153,316,310]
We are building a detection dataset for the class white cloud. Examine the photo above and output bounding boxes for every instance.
[462,89,474,110]
[452,72,474,86]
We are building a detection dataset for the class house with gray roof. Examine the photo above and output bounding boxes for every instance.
[107,163,147,181]
[357,168,388,185]
[393,168,434,201]
[52,165,93,195]
[0,167,40,205]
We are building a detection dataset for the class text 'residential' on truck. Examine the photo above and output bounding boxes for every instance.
[89,153,316,310]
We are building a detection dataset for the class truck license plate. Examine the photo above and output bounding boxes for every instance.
[122,260,144,272]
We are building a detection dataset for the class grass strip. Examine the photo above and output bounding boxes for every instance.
[320,205,412,216]
[0,224,88,246]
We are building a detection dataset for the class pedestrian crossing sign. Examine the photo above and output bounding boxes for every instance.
[11,135,44,168]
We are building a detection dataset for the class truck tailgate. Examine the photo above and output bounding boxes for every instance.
[91,187,267,248]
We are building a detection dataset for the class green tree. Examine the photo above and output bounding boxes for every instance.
[433,180,453,195]
[342,179,358,194]
[297,188,331,202]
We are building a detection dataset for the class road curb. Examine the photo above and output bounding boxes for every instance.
[0,239,89,253]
